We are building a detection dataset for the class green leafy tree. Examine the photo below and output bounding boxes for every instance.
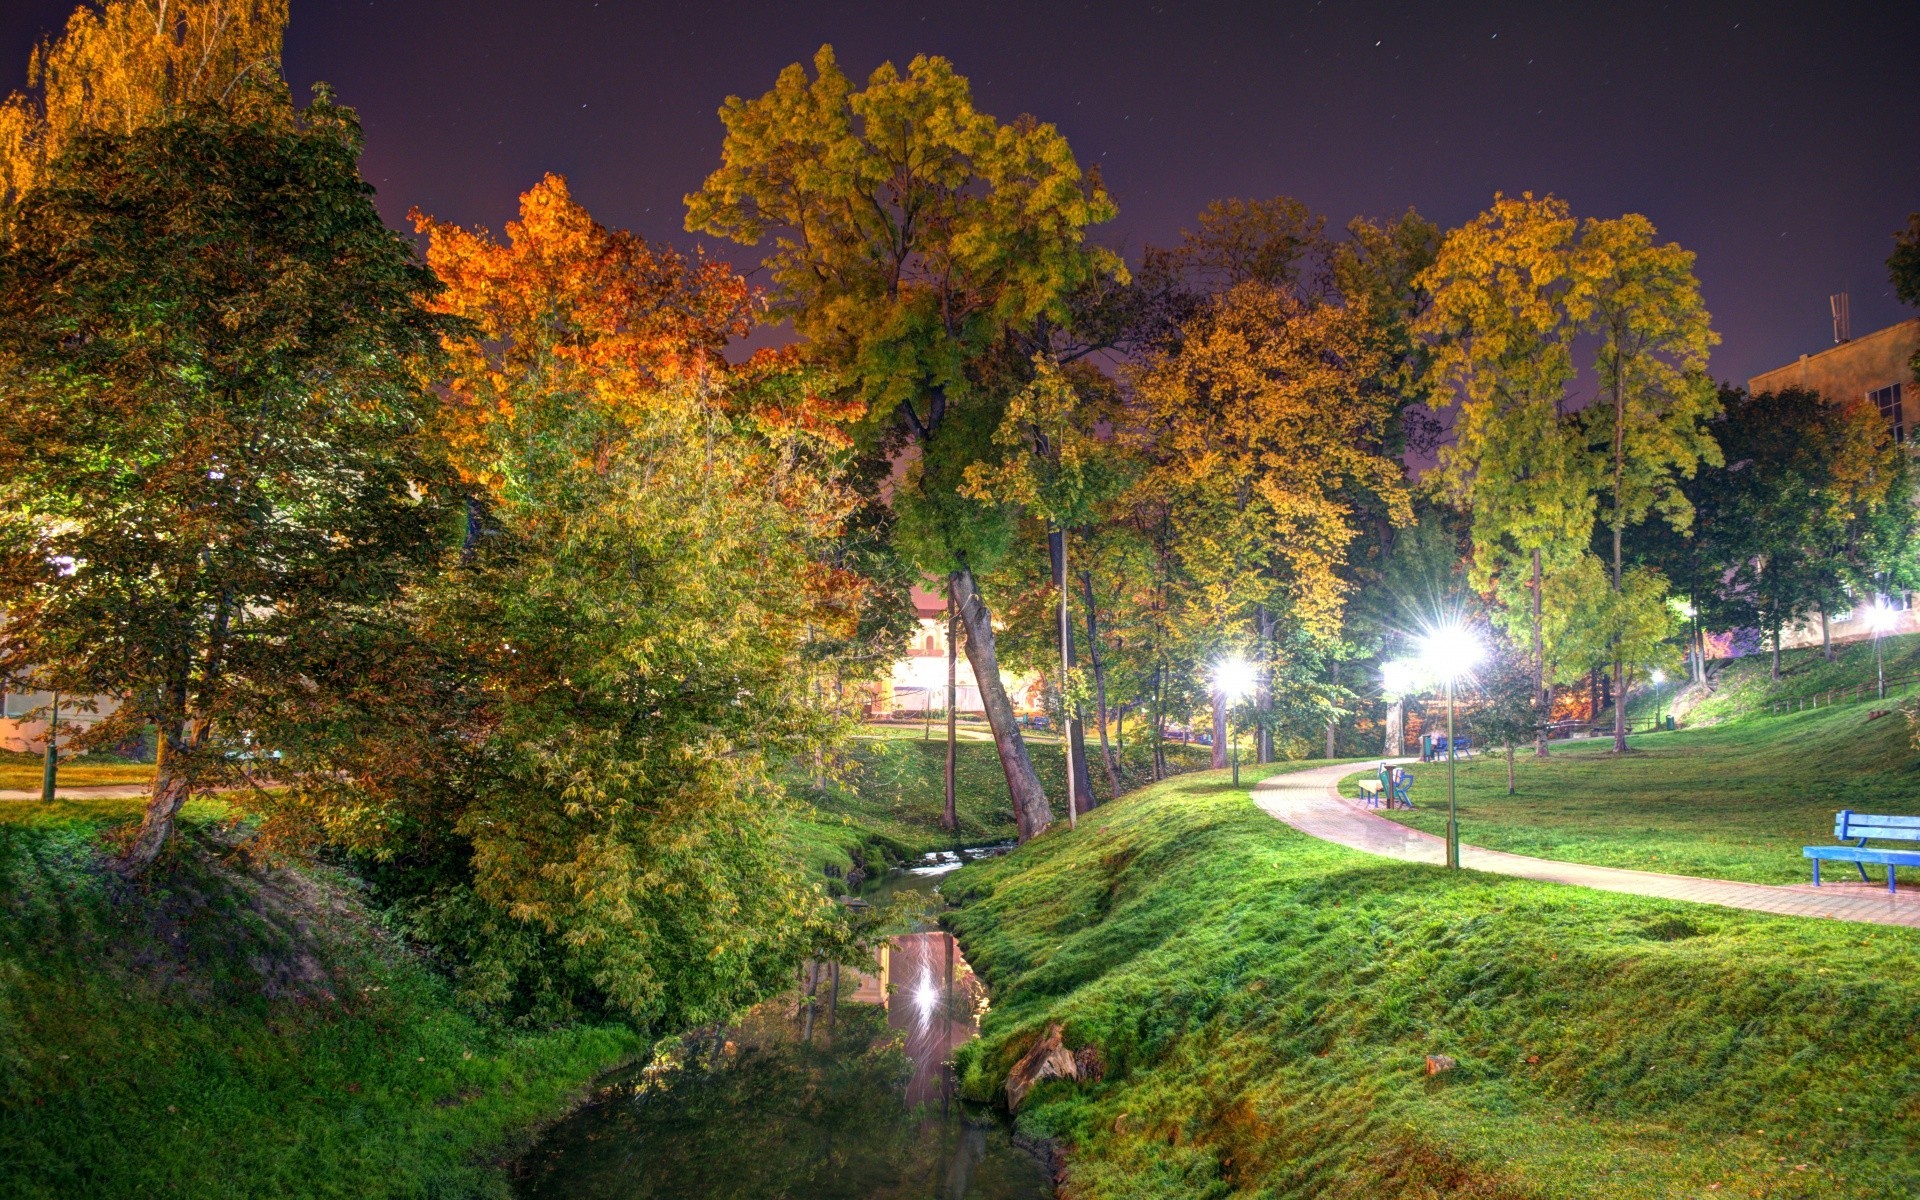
[1417,193,1597,756]
[1572,213,1721,750]
[686,46,1122,841]
[1467,635,1545,794]
[0,102,450,873]
[252,178,858,1028]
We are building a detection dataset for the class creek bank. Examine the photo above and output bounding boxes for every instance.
[940,764,1920,1198]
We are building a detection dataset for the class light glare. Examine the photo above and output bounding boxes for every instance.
[1212,658,1256,701]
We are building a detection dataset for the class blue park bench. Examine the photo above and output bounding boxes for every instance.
[1357,765,1414,809]
[1804,810,1920,893]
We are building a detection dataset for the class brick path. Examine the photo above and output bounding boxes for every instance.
[1252,760,1920,929]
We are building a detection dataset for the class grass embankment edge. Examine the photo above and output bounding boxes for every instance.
[941,762,1920,1199]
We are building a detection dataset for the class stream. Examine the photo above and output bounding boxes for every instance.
[513,846,1052,1198]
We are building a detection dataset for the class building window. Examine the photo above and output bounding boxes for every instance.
[1870,382,1904,443]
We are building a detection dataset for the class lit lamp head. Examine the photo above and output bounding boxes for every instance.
[1870,600,1899,634]
[1650,669,1667,685]
[1379,657,1421,700]
[1212,658,1257,703]
[1415,620,1484,683]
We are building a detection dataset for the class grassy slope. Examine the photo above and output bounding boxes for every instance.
[1360,698,1920,884]
[0,799,641,1200]
[943,767,1920,1199]
[791,728,1208,880]
[1648,629,1920,728]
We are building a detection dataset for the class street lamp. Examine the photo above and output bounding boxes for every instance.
[1213,658,1256,787]
[1416,622,1484,870]
[1650,669,1666,732]
[1869,599,1898,700]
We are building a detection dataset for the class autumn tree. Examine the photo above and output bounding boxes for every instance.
[0,101,449,873]
[1129,279,1410,763]
[0,0,288,221]
[687,46,1122,841]
[251,177,861,1027]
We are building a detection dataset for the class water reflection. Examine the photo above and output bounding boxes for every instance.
[514,867,1048,1199]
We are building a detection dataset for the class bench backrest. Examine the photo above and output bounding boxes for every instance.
[1834,810,1920,843]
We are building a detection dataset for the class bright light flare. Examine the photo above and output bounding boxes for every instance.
[1650,669,1667,685]
[1869,599,1900,634]
[1212,658,1257,702]
[913,972,940,1021]
[1380,657,1424,700]
[1415,620,1484,682]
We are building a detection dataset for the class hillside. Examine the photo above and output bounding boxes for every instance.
[0,799,641,1200]
[943,766,1920,1198]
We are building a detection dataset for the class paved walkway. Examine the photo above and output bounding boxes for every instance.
[1252,760,1920,929]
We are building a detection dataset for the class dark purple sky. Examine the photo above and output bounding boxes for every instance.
[6,1,1917,387]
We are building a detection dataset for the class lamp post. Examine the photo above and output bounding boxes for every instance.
[40,691,58,803]
[1870,599,1897,700]
[1416,624,1483,870]
[1212,659,1256,788]
[1650,669,1666,731]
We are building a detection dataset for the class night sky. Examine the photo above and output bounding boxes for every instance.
[4,0,1917,388]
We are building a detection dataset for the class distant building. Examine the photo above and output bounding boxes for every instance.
[0,688,122,756]
[1749,316,1920,650]
[864,586,1043,718]
[1748,316,1919,445]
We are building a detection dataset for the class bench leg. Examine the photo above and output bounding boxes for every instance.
[1812,860,1821,887]
[1856,861,1872,883]
[1892,866,1899,895]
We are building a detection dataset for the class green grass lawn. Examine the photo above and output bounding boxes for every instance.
[1354,703,1920,884]
[0,798,642,1199]
[0,750,155,790]
[943,766,1920,1199]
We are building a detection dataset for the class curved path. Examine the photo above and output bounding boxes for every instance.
[1253,760,1920,929]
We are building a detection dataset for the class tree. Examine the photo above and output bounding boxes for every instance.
[1573,213,1720,751]
[1893,213,1920,392]
[686,46,1122,841]
[252,177,860,1028]
[1467,636,1544,794]
[1,0,289,220]
[1673,386,1914,678]
[1416,193,1597,756]
[1129,279,1410,762]
[0,102,449,873]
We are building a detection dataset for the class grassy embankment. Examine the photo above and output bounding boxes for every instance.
[0,798,642,1200]
[943,765,1920,1199]
[790,724,1207,883]
[1354,635,1920,884]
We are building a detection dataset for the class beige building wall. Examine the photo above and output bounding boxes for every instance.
[1749,317,1920,443]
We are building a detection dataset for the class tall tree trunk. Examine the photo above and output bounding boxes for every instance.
[944,591,958,832]
[1254,605,1274,763]
[1532,548,1550,757]
[1325,660,1339,759]
[1384,698,1404,756]
[950,566,1051,841]
[1506,745,1516,795]
[1080,570,1121,799]
[1589,668,1600,731]
[1611,377,1629,754]
[1821,606,1833,662]
[1048,530,1095,818]
[1770,616,1782,681]
[118,718,195,875]
[1210,691,1228,770]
